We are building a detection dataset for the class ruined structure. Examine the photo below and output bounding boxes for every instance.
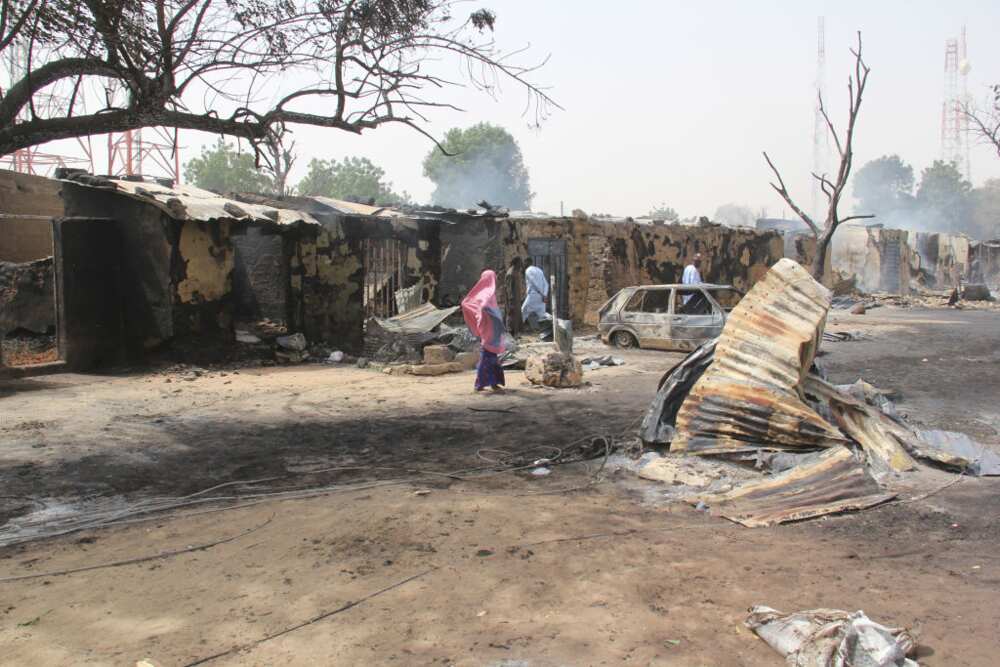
[4,175,439,369]
[439,217,786,330]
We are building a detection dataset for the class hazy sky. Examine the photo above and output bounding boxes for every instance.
[40,1,1000,219]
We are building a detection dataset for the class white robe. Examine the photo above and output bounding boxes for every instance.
[681,264,702,304]
[521,265,550,322]
[682,264,702,285]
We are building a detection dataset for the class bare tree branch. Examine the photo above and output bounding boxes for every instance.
[763,150,820,236]
[0,1,558,160]
[762,31,872,280]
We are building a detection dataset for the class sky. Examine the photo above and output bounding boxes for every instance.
[26,0,1000,219]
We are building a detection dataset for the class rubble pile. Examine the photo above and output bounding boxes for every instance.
[638,258,996,527]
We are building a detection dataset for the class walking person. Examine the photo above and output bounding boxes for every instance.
[461,269,507,392]
[681,253,703,305]
[521,257,550,331]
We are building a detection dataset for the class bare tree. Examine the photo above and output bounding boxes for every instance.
[962,85,1000,159]
[763,32,873,280]
[260,124,296,198]
[0,1,557,160]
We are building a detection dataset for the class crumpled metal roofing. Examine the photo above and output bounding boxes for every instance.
[62,176,320,226]
[694,447,896,527]
[670,258,848,454]
[372,302,460,334]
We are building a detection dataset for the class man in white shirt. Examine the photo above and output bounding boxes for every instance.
[521,258,550,330]
[682,253,703,285]
[681,253,703,305]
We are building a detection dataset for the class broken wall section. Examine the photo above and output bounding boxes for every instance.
[0,169,62,262]
[503,218,785,327]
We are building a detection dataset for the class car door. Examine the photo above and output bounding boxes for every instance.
[631,288,674,349]
[669,287,724,350]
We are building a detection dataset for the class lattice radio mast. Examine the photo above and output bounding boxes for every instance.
[811,16,830,222]
[942,26,972,180]
[0,40,95,176]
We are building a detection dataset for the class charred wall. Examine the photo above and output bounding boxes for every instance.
[479,218,785,326]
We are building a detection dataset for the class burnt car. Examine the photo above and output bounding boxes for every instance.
[598,283,743,351]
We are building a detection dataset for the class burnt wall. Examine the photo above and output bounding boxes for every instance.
[439,220,503,307]
[288,220,364,349]
[497,219,785,326]
[970,241,1000,287]
[62,184,237,357]
[232,225,289,325]
[0,170,62,262]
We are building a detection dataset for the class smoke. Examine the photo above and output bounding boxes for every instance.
[429,152,533,211]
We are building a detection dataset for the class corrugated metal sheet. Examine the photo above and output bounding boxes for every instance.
[694,447,896,527]
[671,258,847,454]
[804,376,916,473]
[62,177,320,226]
[372,302,459,334]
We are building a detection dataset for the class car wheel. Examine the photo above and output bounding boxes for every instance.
[611,331,637,349]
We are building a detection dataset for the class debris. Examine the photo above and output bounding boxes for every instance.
[408,361,463,376]
[636,453,717,487]
[413,489,432,496]
[275,349,308,364]
[693,448,896,527]
[850,302,867,315]
[423,344,456,365]
[233,330,262,344]
[276,333,307,352]
[327,350,345,363]
[907,430,1000,476]
[664,259,848,455]
[581,355,625,371]
[455,351,479,370]
[530,467,552,476]
[745,605,917,667]
[554,317,574,354]
[525,351,584,388]
[961,284,994,301]
[806,377,916,473]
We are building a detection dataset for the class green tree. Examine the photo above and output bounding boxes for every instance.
[970,179,1000,240]
[916,160,972,233]
[183,138,273,194]
[297,157,410,204]
[647,203,680,222]
[852,155,915,216]
[422,123,532,209]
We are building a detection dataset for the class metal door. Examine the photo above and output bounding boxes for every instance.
[527,238,569,319]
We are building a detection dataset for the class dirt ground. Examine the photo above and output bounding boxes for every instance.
[1,307,999,666]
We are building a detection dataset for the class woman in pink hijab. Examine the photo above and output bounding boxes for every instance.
[461,269,507,391]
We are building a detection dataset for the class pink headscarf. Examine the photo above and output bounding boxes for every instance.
[461,270,506,354]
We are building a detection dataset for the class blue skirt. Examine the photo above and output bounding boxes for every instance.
[475,350,506,390]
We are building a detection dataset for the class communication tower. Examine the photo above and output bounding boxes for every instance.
[0,40,94,175]
[942,26,972,179]
[811,17,830,222]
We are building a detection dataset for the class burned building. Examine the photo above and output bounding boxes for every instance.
[437,215,786,331]
[1,171,440,370]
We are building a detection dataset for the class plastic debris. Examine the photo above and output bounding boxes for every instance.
[327,350,345,363]
[746,605,918,666]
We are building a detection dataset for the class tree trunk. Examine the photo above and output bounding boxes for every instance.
[811,231,833,282]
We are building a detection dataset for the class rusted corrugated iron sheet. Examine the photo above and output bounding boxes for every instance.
[804,376,916,473]
[694,447,896,527]
[671,258,847,454]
